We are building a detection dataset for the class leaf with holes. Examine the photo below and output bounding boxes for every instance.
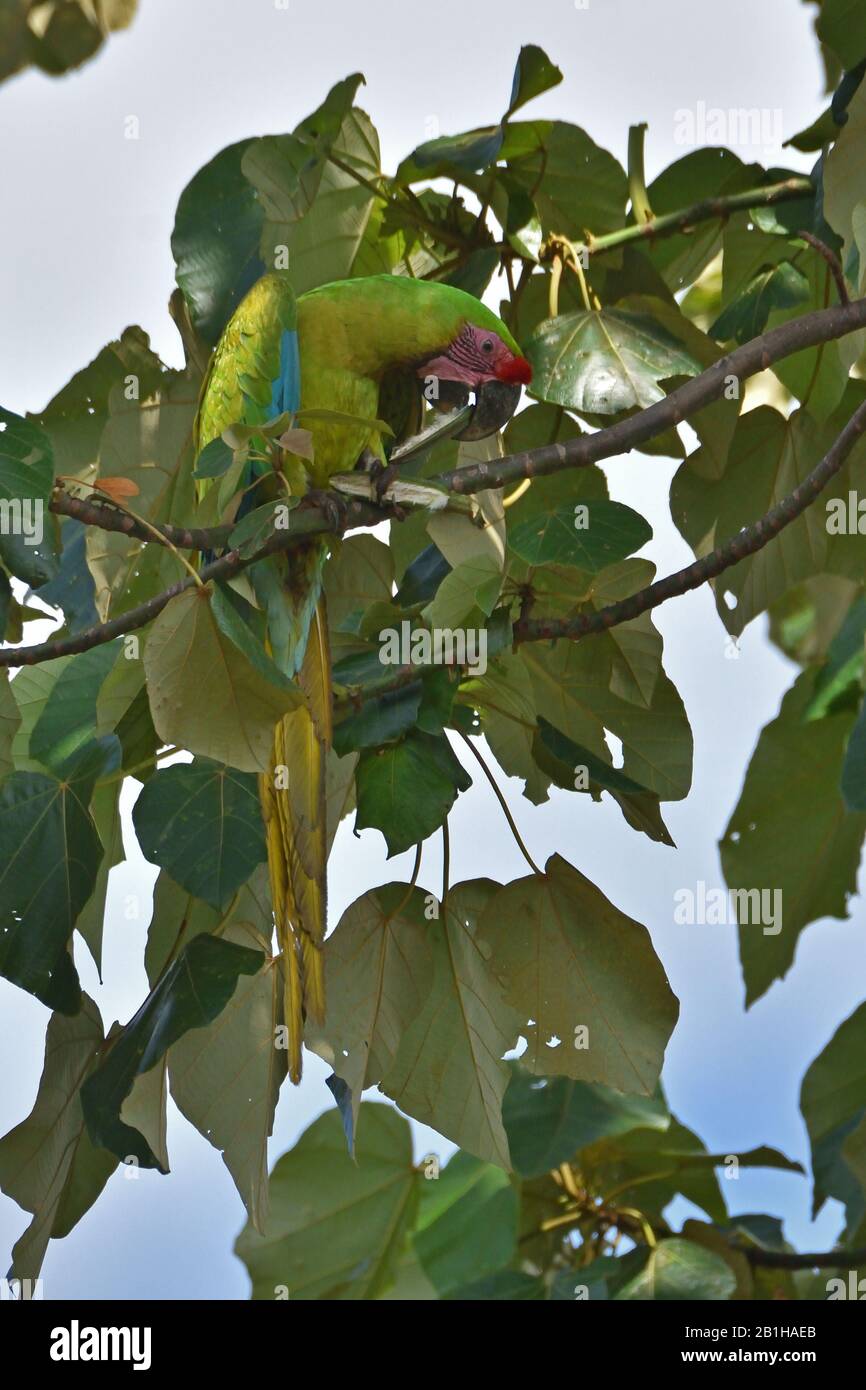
[477,855,678,1093]
[527,308,701,414]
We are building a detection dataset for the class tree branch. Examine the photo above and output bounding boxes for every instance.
[10,393,866,672]
[8,299,866,673]
[439,296,866,494]
[48,299,866,561]
[51,490,235,550]
[0,495,383,669]
[514,396,866,643]
[580,176,814,259]
[738,1244,866,1272]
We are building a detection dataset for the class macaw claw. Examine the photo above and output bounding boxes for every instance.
[300,488,349,533]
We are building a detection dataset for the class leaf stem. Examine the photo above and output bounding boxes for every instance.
[459,733,543,876]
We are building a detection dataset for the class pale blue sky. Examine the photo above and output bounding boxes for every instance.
[2,0,863,1300]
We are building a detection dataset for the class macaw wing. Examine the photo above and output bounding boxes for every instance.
[195,272,300,462]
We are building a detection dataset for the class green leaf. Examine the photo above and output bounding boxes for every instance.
[0,739,116,1012]
[382,881,514,1168]
[721,670,866,1005]
[801,1000,866,1229]
[806,596,866,720]
[0,509,60,588]
[325,532,395,659]
[227,500,297,560]
[527,308,700,414]
[235,1104,419,1300]
[258,107,384,295]
[37,520,99,633]
[397,45,561,180]
[354,731,472,856]
[143,586,301,774]
[394,543,450,607]
[501,121,627,240]
[166,920,286,1233]
[503,1068,669,1179]
[333,684,422,757]
[242,75,365,223]
[413,1152,518,1297]
[817,0,866,70]
[671,407,834,637]
[842,690,866,810]
[81,932,263,1170]
[0,669,20,779]
[29,639,121,772]
[768,254,854,423]
[710,261,809,342]
[34,322,166,481]
[452,1270,545,1300]
[209,583,301,693]
[171,141,265,346]
[10,657,73,773]
[308,884,434,1149]
[645,148,750,291]
[523,638,693,803]
[87,370,200,618]
[193,436,235,479]
[423,552,502,629]
[0,995,117,1282]
[581,1115,727,1223]
[478,856,678,1093]
[143,871,219,983]
[507,44,563,116]
[132,759,267,911]
[74,779,123,976]
[508,500,651,571]
[615,1238,737,1301]
[0,406,54,505]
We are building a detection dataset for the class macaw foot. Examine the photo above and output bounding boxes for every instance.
[299,488,348,533]
[369,461,408,519]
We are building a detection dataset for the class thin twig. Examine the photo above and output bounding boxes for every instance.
[515,396,866,643]
[796,228,850,305]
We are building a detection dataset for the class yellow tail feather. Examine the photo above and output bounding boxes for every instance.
[260,600,332,1083]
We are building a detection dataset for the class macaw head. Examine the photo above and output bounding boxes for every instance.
[416,313,533,441]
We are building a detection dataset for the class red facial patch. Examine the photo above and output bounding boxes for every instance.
[496,355,533,386]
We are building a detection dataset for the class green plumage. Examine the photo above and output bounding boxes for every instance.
[193,273,524,1082]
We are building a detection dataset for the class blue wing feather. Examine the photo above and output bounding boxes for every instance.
[270,329,301,416]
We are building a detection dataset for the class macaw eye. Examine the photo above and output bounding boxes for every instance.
[481,339,494,353]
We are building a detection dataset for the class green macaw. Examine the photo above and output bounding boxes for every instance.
[194,272,532,1081]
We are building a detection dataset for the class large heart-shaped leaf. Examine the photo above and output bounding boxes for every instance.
[527,308,701,413]
[143,586,301,774]
[381,881,514,1169]
[477,855,678,1094]
[171,141,266,347]
[235,1104,420,1300]
[307,883,434,1148]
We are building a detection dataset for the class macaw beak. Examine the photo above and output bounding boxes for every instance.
[455,379,523,441]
